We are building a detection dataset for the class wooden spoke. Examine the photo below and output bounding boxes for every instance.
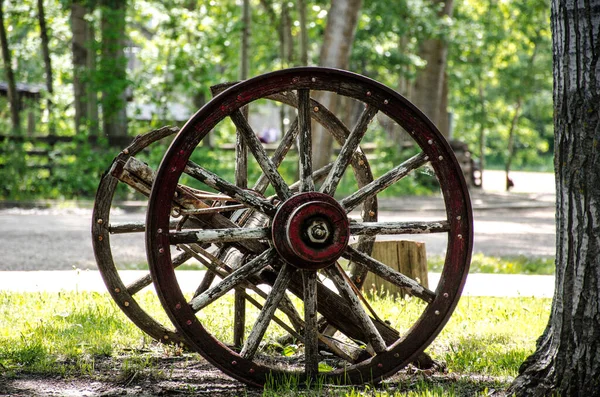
[126,251,192,295]
[320,106,378,196]
[349,220,450,236]
[235,110,249,189]
[241,263,296,359]
[233,291,246,348]
[340,152,429,212]
[184,160,276,217]
[297,89,314,192]
[189,249,276,312]
[169,227,270,245]
[180,204,247,216]
[324,265,387,353]
[253,118,300,194]
[303,270,319,377]
[343,246,436,303]
[230,110,291,200]
[193,270,217,298]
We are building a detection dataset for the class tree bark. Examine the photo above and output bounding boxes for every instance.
[508,1,600,395]
[0,0,20,134]
[37,0,54,134]
[312,0,363,172]
[100,0,128,144]
[71,0,88,135]
[411,0,453,137]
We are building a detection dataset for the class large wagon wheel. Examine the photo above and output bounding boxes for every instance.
[146,67,473,386]
[91,127,191,345]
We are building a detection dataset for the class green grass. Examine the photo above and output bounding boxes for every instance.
[0,291,550,395]
[429,253,555,275]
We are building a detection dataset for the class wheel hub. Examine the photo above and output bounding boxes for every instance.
[271,192,349,270]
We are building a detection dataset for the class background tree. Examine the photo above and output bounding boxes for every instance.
[312,0,363,171]
[507,0,600,395]
[0,0,20,134]
[411,0,453,137]
[99,0,128,144]
[37,0,54,135]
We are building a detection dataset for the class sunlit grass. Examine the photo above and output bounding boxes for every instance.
[428,253,555,275]
[0,291,550,394]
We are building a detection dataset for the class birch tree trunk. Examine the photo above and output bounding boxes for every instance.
[411,0,453,137]
[508,1,600,395]
[312,0,362,172]
[0,0,20,134]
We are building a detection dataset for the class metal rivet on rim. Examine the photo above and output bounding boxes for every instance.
[158,247,165,254]
[186,320,192,325]
[428,139,433,145]
[366,91,372,97]
[114,288,121,293]
[435,310,440,315]
[98,235,103,241]
[237,95,243,101]
[122,149,129,155]
[157,228,163,234]
[292,77,299,83]
[457,215,462,220]
[313,106,319,112]
[394,353,399,358]
[175,303,181,310]
[438,156,444,161]
[249,368,255,374]
[231,361,237,366]
[424,156,430,161]
[163,335,169,340]
[179,150,185,155]
[124,301,130,307]
[458,234,463,239]
[377,363,383,368]
[171,166,177,172]
[443,292,449,298]
[97,218,103,224]
[384,99,389,105]
[311,77,316,82]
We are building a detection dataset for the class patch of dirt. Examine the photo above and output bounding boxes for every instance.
[0,354,512,396]
[0,356,260,396]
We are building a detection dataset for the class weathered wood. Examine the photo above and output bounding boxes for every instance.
[252,118,299,193]
[349,220,450,236]
[320,106,377,196]
[297,89,314,192]
[169,227,270,245]
[108,220,178,234]
[302,270,319,377]
[241,263,295,359]
[230,110,291,200]
[341,152,429,212]
[180,204,246,215]
[324,266,387,353]
[126,251,192,295]
[185,160,277,217]
[189,249,276,312]
[343,246,435,303]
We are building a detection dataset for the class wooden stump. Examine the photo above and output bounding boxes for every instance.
[362,240,428,298]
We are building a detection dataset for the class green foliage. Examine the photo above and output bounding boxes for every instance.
[428,253,555,275]
[0,0,555,200]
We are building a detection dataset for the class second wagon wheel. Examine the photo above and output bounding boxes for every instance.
[146,67,473,386]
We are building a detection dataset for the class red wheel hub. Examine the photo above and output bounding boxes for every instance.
[271,192,349,270]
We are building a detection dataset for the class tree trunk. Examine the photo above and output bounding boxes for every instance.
[411,0,453,137]
[71,1,88,135]
[0,0,20,135]
[86,18,99,138]
[312,0,362,172]
[37,0,54,135]
[100,0,128,144]
[298,0,308,65]
[504,98,521,191]
[508,1,600,395]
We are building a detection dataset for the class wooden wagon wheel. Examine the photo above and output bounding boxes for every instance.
[146,67,473,386]
[92,126,191,346]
